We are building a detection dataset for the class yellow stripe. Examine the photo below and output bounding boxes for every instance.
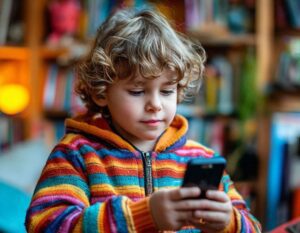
[61,133,78,144]
[228,188,243,200]
[186,140,215,153]
[91,184,142,196]
[123,199,136,232]
[98,203,105,232]
[85,156,141,169]
[155,162,185,170]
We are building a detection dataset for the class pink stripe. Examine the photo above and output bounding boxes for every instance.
[67,137,101,149]
[32,195,86,208]
[176,148,213,156]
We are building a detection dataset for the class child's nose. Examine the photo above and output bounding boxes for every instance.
[145,93,162,112]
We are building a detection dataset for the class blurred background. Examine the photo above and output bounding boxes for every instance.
[1,0,300,232]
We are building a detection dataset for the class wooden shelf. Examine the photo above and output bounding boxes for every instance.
[39,47,69,59]
[275,28,300,37]
[187,30,256,46]
[268,93,300,112]
[43,109,70,119]
[0,46,29,60]
[266,84,300,111]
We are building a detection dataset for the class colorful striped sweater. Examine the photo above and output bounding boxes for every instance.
[25,114,261,232]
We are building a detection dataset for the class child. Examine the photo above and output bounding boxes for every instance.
[26,8,261,232]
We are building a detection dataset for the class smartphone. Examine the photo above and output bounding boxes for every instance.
[182,156,226,198]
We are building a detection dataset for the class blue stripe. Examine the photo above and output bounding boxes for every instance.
[155,152,191,163]
[27,200,72,216]
[96,148,136,159]
[166,135,187,150]
[111,197,129,233]
[49,150,86,171]
[83,203,101,233]
[46,206,77,233]
[155,177,182,187]
[221,175,231,193]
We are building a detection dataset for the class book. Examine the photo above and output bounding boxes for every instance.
[0,0,13,45]
[43,64,59,110]
[43,64,85,115]
[211,56,233,115]
[284,0,300,29]
[266,112,300,230]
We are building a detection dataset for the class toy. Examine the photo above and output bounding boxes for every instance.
[47,0,81,45]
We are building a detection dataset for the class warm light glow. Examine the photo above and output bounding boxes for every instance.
[0,84,30,115]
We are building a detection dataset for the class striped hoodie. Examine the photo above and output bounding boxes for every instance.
[25,114,261,232]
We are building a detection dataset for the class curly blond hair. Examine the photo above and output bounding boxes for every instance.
[75,8,206,112]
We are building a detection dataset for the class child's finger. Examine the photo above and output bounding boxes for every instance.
[170,187,201,200]
[205,190,230,202]
[193,210,227,223]
[175,199,204,210]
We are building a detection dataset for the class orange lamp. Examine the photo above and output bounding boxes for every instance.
[0,84,30,115]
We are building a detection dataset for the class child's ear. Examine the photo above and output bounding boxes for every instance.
[92,95,107,107]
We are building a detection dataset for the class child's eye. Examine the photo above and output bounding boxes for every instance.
[161,89,175,95]
[128,90,144,96]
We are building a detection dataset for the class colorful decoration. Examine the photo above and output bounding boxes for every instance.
[0,84,30,115]
[47,0,81,44]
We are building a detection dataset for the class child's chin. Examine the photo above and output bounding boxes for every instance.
[143,133,162,141]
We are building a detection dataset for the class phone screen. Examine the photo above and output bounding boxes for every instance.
[182,157,226,198]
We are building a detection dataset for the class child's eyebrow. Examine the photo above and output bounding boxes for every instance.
[164,80,178,85]
[131,81,145,87]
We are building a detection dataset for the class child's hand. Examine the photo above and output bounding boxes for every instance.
[149,187,201,231]
[189,190,233,232]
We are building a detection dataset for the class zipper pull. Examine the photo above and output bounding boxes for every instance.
[144,152,152,167]
[142,152,153,196]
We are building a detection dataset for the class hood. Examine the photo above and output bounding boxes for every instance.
[65,113,188,152]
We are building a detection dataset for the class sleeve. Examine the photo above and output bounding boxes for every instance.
[25,145,157,233]
[220,173,262,233]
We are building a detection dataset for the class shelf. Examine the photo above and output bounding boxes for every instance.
[266,83,300,111]
[43,109,70,120]
[39,47,69,59]
[275,28,300,37]
[187,30,256,46]
[268,93,300,112]
[0,46,29,60]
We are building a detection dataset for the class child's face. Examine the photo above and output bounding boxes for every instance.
[96,69,178,150]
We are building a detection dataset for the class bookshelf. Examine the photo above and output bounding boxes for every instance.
[0,0,278,230]
[260,0,300,230]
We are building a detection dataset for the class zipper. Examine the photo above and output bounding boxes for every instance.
[141,152,153,196]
